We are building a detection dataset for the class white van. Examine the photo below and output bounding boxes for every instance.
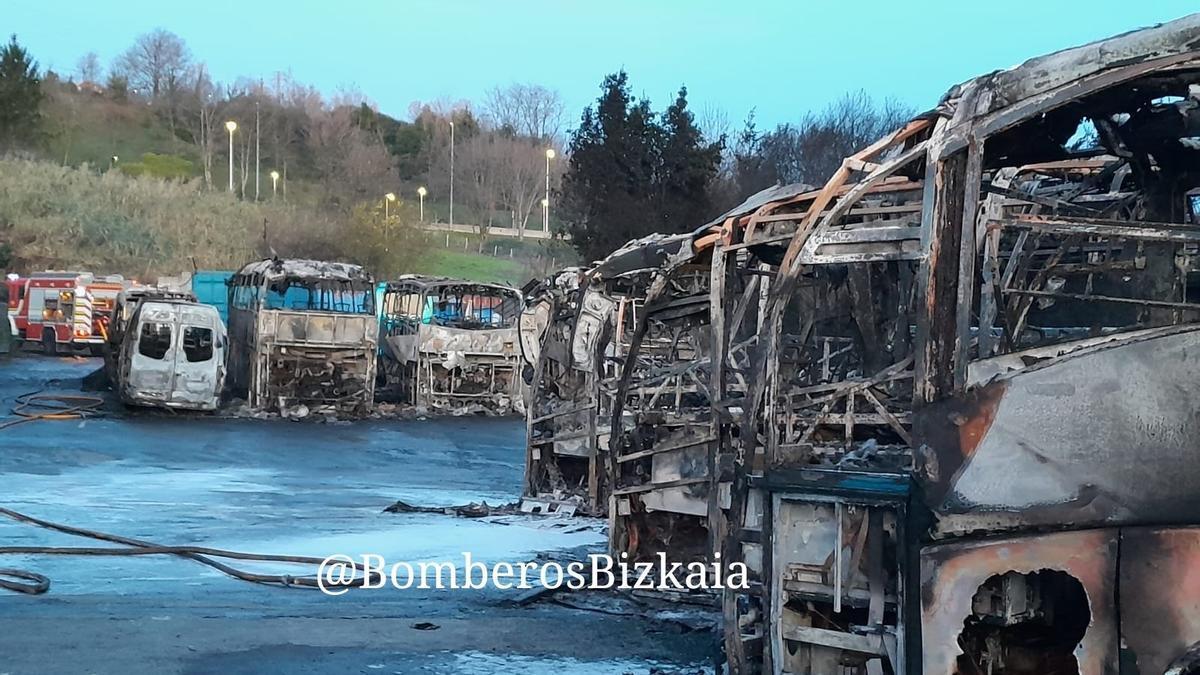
[115,300,226,411]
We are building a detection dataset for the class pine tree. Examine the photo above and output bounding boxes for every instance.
[561,73,722,261]
[0,34,43,151]
[658,86,723,233]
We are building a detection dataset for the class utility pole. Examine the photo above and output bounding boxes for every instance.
[225,120,237,193]
[449,120,455,226]
[544,148,555,233]
[254,98,261,201]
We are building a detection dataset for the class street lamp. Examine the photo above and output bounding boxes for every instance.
[448,120,455,226]
[417,186,427,222]
[225,120,238,193]
[270,170,280,198]
[544,148,556,231]
[384,192,396,220]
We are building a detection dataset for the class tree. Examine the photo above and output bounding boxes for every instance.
[115,29,191,133]
[483,83,565,142]
[0,34,43,151]
[75,52,101,83]
[657,86,724,232]
[105,72,128,102]
[560,72,722,261]
[728,91,913,202]
[114,29,190,100]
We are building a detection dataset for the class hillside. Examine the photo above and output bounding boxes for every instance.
[0,77,578,286]
[0,157,569,286]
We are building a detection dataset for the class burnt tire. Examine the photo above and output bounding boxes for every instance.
[42,329,57,356]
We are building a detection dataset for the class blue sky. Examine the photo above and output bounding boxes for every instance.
[7,2,1198,130]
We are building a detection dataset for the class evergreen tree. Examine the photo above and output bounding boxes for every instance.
[0,34,43,151]
[658,86,723,233]
[561,72,722,261]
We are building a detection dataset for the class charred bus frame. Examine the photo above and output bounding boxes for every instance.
[226,259,378,416]
[378,276,523,413]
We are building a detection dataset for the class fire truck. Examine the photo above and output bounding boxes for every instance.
[13,272,126,355]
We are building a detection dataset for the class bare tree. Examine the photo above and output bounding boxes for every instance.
[114,29,191,100]
[74,52,101,84]
[483,83,565,142]
[302,105,394,206]
[457,132,506,249]
[731,90,915,198]
[114,29,192,134]
[494,136,546,239]
[188,64,225,189]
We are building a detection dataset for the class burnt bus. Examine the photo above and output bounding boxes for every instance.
[698,14,1200,675]
[378,275,522,413]
[226,259,378,416]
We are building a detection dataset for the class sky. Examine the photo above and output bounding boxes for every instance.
[6,1,1199,132]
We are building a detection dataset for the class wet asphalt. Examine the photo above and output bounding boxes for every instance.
[0,352,716,674]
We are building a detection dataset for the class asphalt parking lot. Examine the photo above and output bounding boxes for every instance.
[0,353,715,674]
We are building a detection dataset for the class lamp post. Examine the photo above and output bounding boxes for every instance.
[225,120,238,193]
[544,148,555,232]
[417,186,427,222]
[270,170,280,199]
[385,192,396,220]
[448,120,455,226]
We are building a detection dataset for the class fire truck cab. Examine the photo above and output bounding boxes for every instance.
[15,272,124,355]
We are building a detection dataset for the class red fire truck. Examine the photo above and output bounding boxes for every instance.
[13,272,126,355]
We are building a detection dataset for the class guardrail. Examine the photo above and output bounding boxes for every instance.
[418,222,565,240]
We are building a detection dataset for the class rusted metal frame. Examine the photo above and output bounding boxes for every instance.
[605,268,682,554]
[914,122,966,405]
[710,242,755,674]
[860,388,913,445]
[996,215,1200,243]
[797,397,838,446]
[976,167,1016,359]
[685,367,710,400]
[618,434,716,464]
[528,401,596,425]
[944,52,1200,155]
[843,391,856,449]
[1006,288,1200,311]
[953,136,985,389]
[809,140,930,231]
[757,135,928,430]
[610,476,708,497]
[524,295,561,497]
[1009,235,1082,343]
[785,356,914,396]
[982,183,1103,217]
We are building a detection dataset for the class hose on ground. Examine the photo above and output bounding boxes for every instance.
[0,507,377,595]
[0,392,105,430]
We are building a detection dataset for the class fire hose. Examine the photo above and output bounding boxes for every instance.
[0,391,105,430]
[0,507,375,595]
[0,392,378,595]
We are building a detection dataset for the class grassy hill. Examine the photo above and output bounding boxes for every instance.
[0,157,572,286]
[3,83,579,285]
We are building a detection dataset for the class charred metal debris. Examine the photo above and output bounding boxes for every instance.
[378,275,523,415]
[521,15,1200,674]
[227,258,378,417]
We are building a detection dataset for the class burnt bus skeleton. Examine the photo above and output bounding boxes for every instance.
[711,14,1200,675]
[226,259,378,417]
[378,276,523,414]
